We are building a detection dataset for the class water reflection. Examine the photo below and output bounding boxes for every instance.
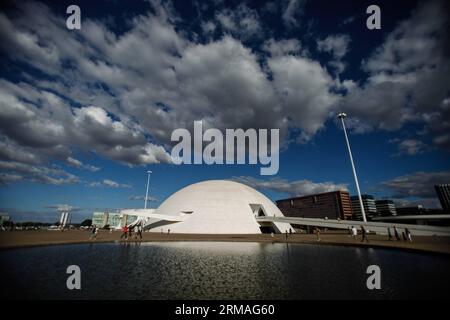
[0,242,449,299]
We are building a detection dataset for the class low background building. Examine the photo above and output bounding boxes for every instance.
[375,200,397,216]
[91,211,137,229]
[351,195,377,220]
[276,190,353,220]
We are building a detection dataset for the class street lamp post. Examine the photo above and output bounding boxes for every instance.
[144,170,152,209]
[337,113,367,223]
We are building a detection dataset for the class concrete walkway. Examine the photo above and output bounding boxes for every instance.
[1,230,450,255]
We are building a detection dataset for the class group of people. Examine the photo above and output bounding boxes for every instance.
[347,225,413,243]
[283,228,294,240]
[348,225,369,242]
[89,223,144,240]
[388,226,413,242]
[120,224,144,240]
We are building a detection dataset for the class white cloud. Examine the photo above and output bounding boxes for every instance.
[66,157,100,172]
[340,0,450,149]
[381,170,450,198]
[1,0,448,189]
[0,160,80,186]
[89,179,131,188]
[268,55,339,137]
[262,38,304,57]
[214,4,262,39]
[317,34,350,60]
[389,139,427,156]
[233,176,348,197]
[282,0,305,28]
[317,34,351,74]
[128,195,158,202]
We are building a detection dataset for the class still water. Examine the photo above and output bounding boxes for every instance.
[1,242,449,299]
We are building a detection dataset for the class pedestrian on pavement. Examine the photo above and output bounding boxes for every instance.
[405,228,413,243]
[361,225,369,243]
[134,225,139,240]
[351,226,357,240]
[90,226,98,240]
[121,224,128,240]
[137,224,143,240]
[393,226,400,241]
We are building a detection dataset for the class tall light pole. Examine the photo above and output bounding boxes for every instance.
[144,170,152,209]
[337,113,367,223]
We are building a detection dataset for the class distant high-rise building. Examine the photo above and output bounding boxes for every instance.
[375,200,397,216]
[435,184,450,211]
[351,195,377,220]
[276,190,353,220]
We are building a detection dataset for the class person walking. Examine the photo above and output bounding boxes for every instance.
[285,230,288,241]
[393,226,400,241]
[128,225,133,239]
[134,225,139,240]
[387,227,392,241]
[90,226,98,240]
[361,226,369,243]
[137,224,143,240]
[405,228,412,243]
[315,227,321,242]
[121,224,128,240]
[351,226,357,240]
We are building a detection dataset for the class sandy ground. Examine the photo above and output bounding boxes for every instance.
[1,230,450,255]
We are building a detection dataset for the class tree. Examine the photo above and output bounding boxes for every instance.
[80,219,92,227]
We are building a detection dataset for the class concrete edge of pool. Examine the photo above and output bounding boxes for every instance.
[1,230,450,256]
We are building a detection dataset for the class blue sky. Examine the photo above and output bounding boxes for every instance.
[0,0,449,222]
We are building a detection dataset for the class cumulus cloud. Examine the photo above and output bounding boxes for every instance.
[281,0,306,28]
[268,55,339,138]
[389,138,427,156]
[128,195,158,202]
[214,3,262,39]
[381,171,450,199]
[0,160,80,186]
[66,157,100,172]
[262,38,304,57]
[0,0,449,189]
[0,0,343,178]
[232,176,348,197]
[340,0,450,150]
[317,34,351,74]
[89,179,131,188]
[317,34,350,60]
[393,197,441,209]
[44,204,82,212]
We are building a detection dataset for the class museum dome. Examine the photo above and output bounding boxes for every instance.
[154,180,288,234]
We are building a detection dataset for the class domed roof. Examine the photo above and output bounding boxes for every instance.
[154,180,286,234]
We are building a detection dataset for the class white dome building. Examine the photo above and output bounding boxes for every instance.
[137,180,293,234]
